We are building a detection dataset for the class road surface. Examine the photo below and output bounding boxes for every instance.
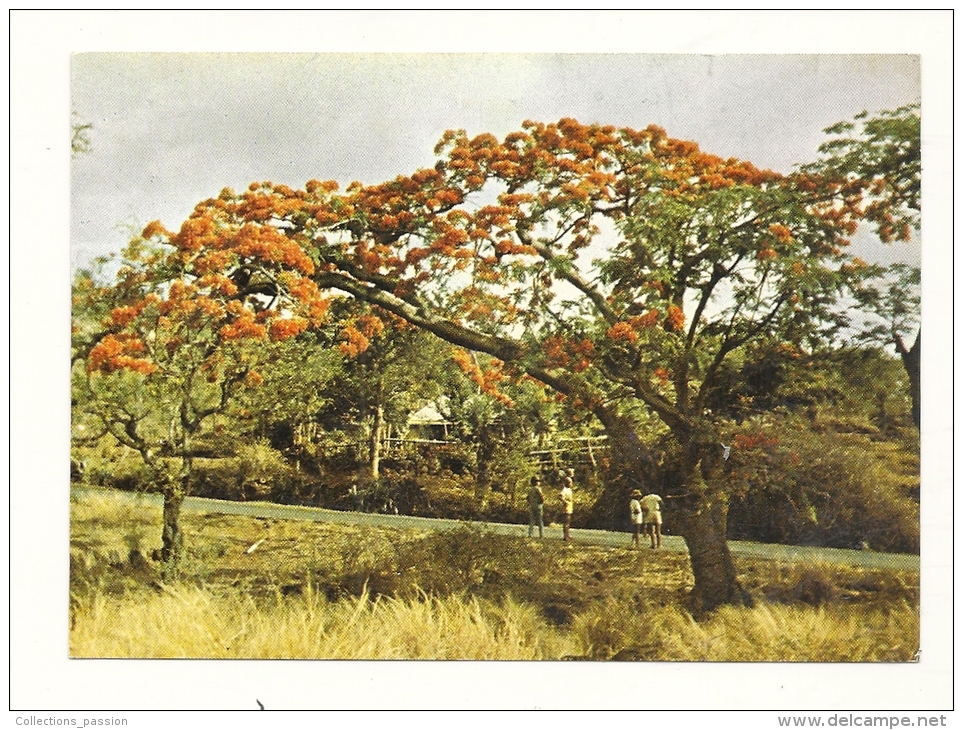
[72,486,920,572]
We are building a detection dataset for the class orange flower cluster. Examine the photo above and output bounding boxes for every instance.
[354,314,385,339]
[281,274,330,325]
[268,317,308,341]
[542,336,571,369]
[244,370,265,388]
[428,223,470,255]
[193,295,224,319]
[768,224,793,243]
[337,312,387,357]
[630,309,661,329]
[219,311,267,341]
[607,308,665,342]
[339,325,369,357]
[173,216,218,254]
[158,280,198,316]
[541,336,594,372]
[756,248,777,261]
[193,250,238,277]
[109,305,143,328]
[570,339,595,373]
[141,220,172,240]
[305,179,340,195]
[451,349,514,407]
[87,334,156,375]
[196,273,239,297]
[237,182,316,222]
[606,321,638,343]
[664,305,686,333]
[233,224,315,275]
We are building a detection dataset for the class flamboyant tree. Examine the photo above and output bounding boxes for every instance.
[126,118,887,611]
[72,227,331,563]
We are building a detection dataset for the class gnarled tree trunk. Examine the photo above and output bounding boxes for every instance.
[670,484,753,615]
[160,485,185,564]
[593,411,751,616]
[666,449,753,616]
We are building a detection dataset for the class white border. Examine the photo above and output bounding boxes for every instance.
[8,9,953,716]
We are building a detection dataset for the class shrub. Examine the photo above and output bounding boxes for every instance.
[725,419,919,553]
[188,441,320,504]
[73,441,152,492]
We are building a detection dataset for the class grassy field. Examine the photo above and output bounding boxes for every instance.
[69,489,919,661]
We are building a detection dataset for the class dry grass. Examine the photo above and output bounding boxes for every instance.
[69,584,917,661]
[69,488,919,661]
[70,586,576,659]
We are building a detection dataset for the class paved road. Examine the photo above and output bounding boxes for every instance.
[73,487,920,572]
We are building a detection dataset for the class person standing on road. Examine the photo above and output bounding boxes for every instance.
[527,475,545,538]
[559,475,574,542]
[640,492,665,549]
[629,489,644,548]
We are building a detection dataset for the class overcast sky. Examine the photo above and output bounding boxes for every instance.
[71,52,921,272]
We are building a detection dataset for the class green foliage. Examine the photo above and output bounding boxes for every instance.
[187,443,320,504]
[79,446,153,492]
[811,103,920,242]
[231,335,343,447]
[706,344,913,426]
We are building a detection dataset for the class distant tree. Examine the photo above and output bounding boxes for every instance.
[851,263,920,427]
[231,333,343,451]
[441,350,555,507]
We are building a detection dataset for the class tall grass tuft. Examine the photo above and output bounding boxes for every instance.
[69,584,579,660]
[70,583,917,661]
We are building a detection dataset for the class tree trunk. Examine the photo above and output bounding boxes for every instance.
[474,421,494,508]
[895,329,920,430]
[668,454,754,616]
[368,403,383,480]
[160,485,185,564]
[672,492,754,616]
